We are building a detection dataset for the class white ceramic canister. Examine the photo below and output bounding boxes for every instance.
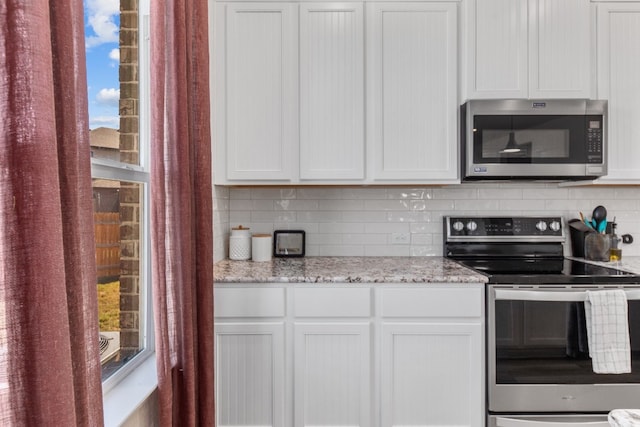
[229,226,251,260]
[252,233,272,262]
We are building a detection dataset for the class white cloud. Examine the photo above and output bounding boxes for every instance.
[96,88,120,105]
[90,116,119,129]
[85,0,120,48]
[109,48,120,62]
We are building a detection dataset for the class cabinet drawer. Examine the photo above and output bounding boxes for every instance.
[215,287,285,318]
[295,287,371,317]
[380,287,483,318]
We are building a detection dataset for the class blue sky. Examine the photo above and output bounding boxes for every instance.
[84,0,120,129]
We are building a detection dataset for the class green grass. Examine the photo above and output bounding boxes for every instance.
[97,281,120,331]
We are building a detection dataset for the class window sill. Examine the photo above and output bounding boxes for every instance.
[102,353,158,427]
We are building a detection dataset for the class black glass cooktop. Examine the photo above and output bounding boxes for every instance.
[454,258,640,284]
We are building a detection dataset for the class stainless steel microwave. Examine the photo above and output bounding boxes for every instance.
[461,99,607,181]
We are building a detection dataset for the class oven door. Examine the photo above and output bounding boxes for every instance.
[488,285,640,413]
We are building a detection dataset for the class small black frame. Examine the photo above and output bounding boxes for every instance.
[273,230,306,257]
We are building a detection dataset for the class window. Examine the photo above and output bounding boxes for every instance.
[84,0,152,386]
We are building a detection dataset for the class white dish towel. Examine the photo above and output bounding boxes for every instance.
[585,289,631,374]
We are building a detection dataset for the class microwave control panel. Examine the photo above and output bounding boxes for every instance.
[586,115,604,163]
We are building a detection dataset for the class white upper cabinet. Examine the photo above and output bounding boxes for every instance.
[595,4,640,182]
[299,3,365,181]
[213,3,297,182]
[466,0,528,98]
[367,2,459,182]
[466,0,592,100]
[212,0,461,185]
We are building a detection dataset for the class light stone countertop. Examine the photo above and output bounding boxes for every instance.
[568,256,640,275]
[214,256,488,284]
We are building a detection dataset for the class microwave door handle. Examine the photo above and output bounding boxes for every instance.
[494,288,640,302]
[494,416,610,427]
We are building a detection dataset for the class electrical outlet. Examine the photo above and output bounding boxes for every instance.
[391,232,410,244]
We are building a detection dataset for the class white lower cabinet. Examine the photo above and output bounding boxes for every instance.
[214,284,484,427]
[215,323,286,427]
[380,323,483,427]
[294,323,371,426]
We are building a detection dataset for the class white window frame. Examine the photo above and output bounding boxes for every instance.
[91,1,157,423]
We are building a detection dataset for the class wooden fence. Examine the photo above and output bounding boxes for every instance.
[95,212,120,283]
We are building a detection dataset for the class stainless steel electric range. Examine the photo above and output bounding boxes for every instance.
[444,216,640,427]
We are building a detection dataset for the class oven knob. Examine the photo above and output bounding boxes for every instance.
[466,221,478,232]
[536,220,548,231]
[549,220,561,232]
[452,221,464,232]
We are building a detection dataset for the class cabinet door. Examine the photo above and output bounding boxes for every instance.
[466,0,528,99]
[529,0,591,98]
[223,3,296,181]
[381,323,484,427]
[294,323,371,427]
[596,4,640,182]
[215,323,285,427]
[299,3,365,180]
[367,2,458,182]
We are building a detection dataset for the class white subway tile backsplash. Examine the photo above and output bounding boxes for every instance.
[318,245,364,256]
[273,222,319,233]
[229,199,252,211]
[386,188,432,200]
[386,212,432,223]
[499,199,545,211]
[251,211,297,223]
[342,211,388,223]
[364,199,411,211]
[275,199,319,211]
[522,188,569,200]
[230,188,251,199]
[221,183,640,258]
[251,188,297,200]
[433,188,477,199]
[319,222,365,234]
[343,233,387,245]
[455,199,500,211]
[343,188,387,200]
[298,211,343,223]
[365,245,411,256]
[297,188,344,199]
[411,233,433,246]
[318,199,364,211]
[364,222,410,234]
[478,188,522,200]
[307,233,343,245]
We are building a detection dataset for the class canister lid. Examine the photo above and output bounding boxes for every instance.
[230,225,251,237]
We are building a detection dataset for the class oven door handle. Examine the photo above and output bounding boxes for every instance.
[494,416,611,427]
[494,288,640,302]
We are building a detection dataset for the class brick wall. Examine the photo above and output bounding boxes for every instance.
[119,0,140,354]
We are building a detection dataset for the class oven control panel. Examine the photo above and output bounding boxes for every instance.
[445,216,564,241]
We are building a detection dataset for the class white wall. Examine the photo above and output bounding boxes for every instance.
[214,185,230,262]
[215,183,640,258]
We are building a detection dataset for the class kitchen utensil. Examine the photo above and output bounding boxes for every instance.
[579,212,593,229]
[592,205,607,233]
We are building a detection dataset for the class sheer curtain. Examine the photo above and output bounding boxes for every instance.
[0,0,104,425]
[150,0,215,425]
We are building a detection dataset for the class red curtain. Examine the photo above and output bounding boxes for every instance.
[0,0,104,425]
[150,0,215,425]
